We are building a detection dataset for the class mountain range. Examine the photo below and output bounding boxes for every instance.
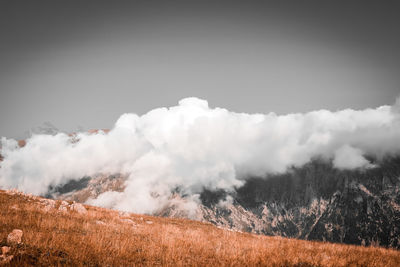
[49,156,400,249]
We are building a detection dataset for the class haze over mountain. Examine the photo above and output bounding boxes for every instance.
[1,97,400,248]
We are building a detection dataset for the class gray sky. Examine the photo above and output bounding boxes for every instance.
[0,0,399,139]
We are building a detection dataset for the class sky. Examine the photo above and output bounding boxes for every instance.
[0,0,399,138]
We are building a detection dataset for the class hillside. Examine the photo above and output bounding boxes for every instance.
[1,190,399,266]
[51,157,400,249]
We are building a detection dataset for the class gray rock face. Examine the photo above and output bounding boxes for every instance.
[191,157,400,248]
[46,174,126,203]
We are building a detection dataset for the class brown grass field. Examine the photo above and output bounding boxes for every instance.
[0,189,399,266]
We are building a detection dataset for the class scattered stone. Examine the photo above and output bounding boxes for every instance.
[121,218,136,225]
[95,220,106,225]
[40,199,56,212]
[7,229,23,245]
[10,204,19,210]
[40,199,56,206]
[1,246,10,255]
[58,205,68,212]
[58,201,69,213]
[145,220,153,225]
[70,203,87,214]
[5,189,19,195]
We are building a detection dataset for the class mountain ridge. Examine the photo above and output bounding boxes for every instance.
[48,156,400,248]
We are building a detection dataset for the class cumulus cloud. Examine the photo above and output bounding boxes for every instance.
[333,145,375,170]
[1,97,400,214]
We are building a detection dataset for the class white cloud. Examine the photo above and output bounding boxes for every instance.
[333,145,375,170]
[1,97,400,214]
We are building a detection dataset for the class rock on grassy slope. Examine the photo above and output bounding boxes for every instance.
[1,189,399,266]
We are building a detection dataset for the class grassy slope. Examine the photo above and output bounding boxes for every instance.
[0,190,399,266]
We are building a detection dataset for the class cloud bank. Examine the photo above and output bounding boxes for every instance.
[1,97,400,214]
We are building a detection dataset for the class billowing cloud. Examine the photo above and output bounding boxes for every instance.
[1,97,400,214]
[333,145,375,170]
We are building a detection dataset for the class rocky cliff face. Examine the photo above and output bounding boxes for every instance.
[50,157,400,249]
[191,157,400,248]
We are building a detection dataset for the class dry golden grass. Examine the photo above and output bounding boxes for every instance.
[0,190,399,266]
